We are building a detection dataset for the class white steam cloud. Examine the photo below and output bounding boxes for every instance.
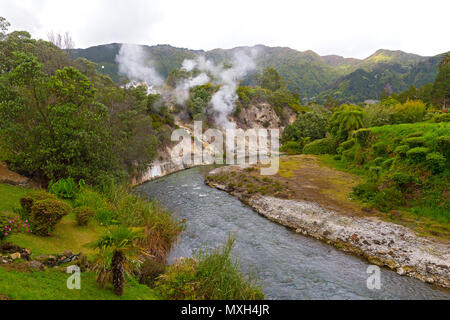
[116,44,163,92]
[180,49,258,129]
[174,73,210,104]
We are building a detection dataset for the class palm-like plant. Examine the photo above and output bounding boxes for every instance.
[89,227,144,296]
[329,104,365,141]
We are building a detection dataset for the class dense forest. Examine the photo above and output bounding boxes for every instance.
[73,44,446,104]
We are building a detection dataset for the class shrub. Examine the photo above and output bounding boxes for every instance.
[342,149,356,161]
[74,206,95,226]
[406,147,430,163]
[404,137,426,148]
[353,149,366,165]
[382,158,395,169]
[303,137,336,155]
[352,181,379,202]
[372,142,388,156]
[369,166,382,179]
[394,145,410,158]
[155,237,264,300]
[340,139,355,151]
[49,178,78,199]
[373,187,405,212]
[280,141,304,155]
[139,259,166,286]
[353,129,371,147]
[30,199,71,236]
[391,173,415,192]
[373,157,384,166]
[0,212,32,240]
[19,190,56,220]
[436,135,450,159]
[406,132,424,138]
[431,113,450,123]
[426,152,446,174]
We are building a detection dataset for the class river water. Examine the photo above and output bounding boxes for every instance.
[136,166,450,300]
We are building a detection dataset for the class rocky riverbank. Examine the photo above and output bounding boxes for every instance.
[206,166,450,289]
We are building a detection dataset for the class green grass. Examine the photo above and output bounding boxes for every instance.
[8,212,105,256]
[0,183,29,213]
[0,266,159,300]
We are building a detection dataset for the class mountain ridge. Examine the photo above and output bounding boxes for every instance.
[72,43,446,103]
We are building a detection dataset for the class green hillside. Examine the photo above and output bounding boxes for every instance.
[72,44,444,103]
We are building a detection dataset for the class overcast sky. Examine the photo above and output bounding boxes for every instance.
[1,0,449,59]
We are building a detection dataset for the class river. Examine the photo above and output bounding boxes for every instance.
[136,166,450,300]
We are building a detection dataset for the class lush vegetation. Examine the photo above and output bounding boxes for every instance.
[0,17,265,300]
[281,54,449,236]
[73,43,445,103]
[155,237,264,300]
[0,22,175,185]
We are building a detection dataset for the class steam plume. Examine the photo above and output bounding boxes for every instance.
[116,44,163,92]
[180,49,258,129]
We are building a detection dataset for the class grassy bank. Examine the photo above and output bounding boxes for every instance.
[0,267,159,300]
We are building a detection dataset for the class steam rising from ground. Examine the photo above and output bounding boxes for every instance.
[180,49,258,129]
[116,44,163,92]
[174,73,210,104]
[116,43,258,129]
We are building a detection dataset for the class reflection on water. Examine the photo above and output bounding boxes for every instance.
[136,166,450,300]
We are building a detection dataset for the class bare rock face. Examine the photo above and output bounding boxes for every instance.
[206,169,450,289]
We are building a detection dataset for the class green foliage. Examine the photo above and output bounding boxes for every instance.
[391,173,416,192]
[432,112,450,123]
[187,84,213,120]
[19,190,56,221]
[303,137,337,155]
[373,187,405,212]
[49,178,78,199]
[282,112,329,142]
[0,30,171,185]
[406,147,429,163]
[74,206,96,226]
[328,104,365,142]
[404,137,426,148]
[336,122,449,224]
[280,141,305,155]
[155,237,264,300]
[432,53,450,109]
[436,135,450,159]
[352,181,379,202]
[30,199,71,236]
[256,67,284,91]
[353,129,371,147]
[425,152,446,174]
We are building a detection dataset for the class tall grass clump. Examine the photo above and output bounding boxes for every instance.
[73,182,184,263]
[155,236,264,300]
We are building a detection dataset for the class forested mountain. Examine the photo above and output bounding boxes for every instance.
[72,44,445,103]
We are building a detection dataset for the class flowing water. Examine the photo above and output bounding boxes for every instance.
[136,166,450,300]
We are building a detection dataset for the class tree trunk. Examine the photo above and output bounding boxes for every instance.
[112,249,125,296]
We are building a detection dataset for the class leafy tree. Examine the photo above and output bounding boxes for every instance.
[256,67,284,92]
[432,53,450,109]
[283,112,329,142]
[0,52,115,183]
